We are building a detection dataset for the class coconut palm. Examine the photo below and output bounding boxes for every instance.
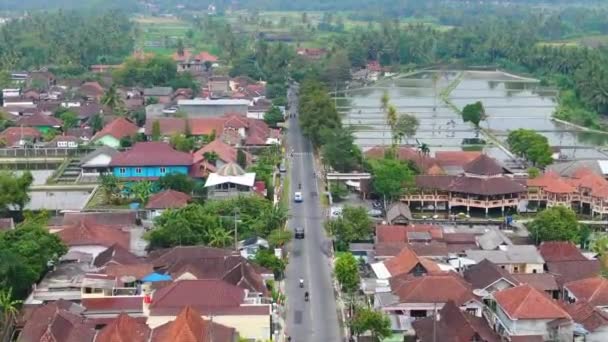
[419,143,430,156]
[0,288,22,327]
[386,105,398,145]
[207,227,233,248]
[101,83,124,112]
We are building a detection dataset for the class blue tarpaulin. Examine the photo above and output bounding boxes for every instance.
[141,272,172,282]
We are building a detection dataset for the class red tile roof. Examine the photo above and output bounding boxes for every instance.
[79,81,104,97]
[15,112,62,127]
[527,172,576,194]
[376,224,443,243]
[464,154,504,176]
[193,139,252,167]
[93,117,139,141]
[95,313,150,342]
[389,272,475,305]
[109,142,192,167]
[56,219,130,249]
[412,300,500,342]
[0,126,41,146]
[94,243,142,267]
[561,301,608,333]
[539,241,587,263]
[383,246,441,277]
[102,263,155,280]
[565,277,608,307]
[435,151,482,167]
[20,301,95,342]
[172,49,218,62]
[146,190,191,209]
[494,284,570,320]
[81,297,144,313]
[145,118,225,136]
[149,279,254,316]
[547,260,601,287]
[150,306,236,342]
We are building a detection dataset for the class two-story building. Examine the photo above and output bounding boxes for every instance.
[488,284,573,341]
[204,163,256,199]
[109,142,193,180]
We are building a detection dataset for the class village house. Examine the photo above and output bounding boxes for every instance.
[145,189,191,219]
[143,87,173,104]
[412,300,500,342]
[173,49,219,74]
[403,154,526,216]
[296,47,328,60]
[370,245,441,280]
[177,99,251,117]
[79,81,105,102]
[464,259,518,295]
[564,277,608,310]
[91,117,139,148]
[79,146,119,181]
[204,163,257,199]
[14,112,62,133]
[143,279,272,340]
[487,284,573,341]
[192,139,252,174]
[561,301,608,342]
[375,272,483,335]
[0,126,41,147]
[465,245,545,274]
[109,142,192,180]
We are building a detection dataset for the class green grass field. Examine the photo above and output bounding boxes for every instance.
[539,34,608,49]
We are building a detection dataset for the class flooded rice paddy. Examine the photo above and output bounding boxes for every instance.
[337,70,608,161]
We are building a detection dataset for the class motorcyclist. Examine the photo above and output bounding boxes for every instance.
[298,182,301,190]
[304,291,309,301]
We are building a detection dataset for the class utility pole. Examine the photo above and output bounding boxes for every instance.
[234,208,239,251]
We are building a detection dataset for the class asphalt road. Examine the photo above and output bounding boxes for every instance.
[284,84,341,342]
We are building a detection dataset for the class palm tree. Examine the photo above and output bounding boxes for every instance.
[207,227,233,248]
[419,143,430,156]
[130,181,153,205]
[0,288,22,327]
[101,84,124,113]
[260,204,288,234]
[386,105,398,146]
[394,113,419,145]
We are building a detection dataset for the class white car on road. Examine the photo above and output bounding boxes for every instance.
[294,192,303,202]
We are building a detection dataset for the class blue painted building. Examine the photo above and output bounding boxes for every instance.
[109,142,193,180]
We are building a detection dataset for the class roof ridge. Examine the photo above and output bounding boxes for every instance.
[590,277,608,301]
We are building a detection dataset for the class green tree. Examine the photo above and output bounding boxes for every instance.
[325,206,373,251]
[158,173,195,194]
[263,106,284,127]
[120,136,133,148]
[100,174,121,204]
[42,129,58,142]
[350,307,392,340]
[380,91,389,113]
[206,227,233,248]
[528,167,540,179]
[528,206,580,243]
[394,113,419,144]
[0,288,22,326]
[203,151,219,165]
[0,171,33,214]
[267,229,292,248]
[170,134,195,152]
[145,96,159,106]
[60,111,78,132]
[507,129,553,167]
[151,120,161,141]
[369,158,414,200]
[0,219,67,298]
[90,114,103,133]
[461,101,487,127]
[298,80,341,147]
[101,83,124,112]
[321,127,362,172]
[130,181,153,205]
[325,49,352,85]
[254,248,286,278]
[334,252,360,293]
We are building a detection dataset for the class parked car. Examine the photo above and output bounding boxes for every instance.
[367,209,383,217]
[294,192,303,202]
[295,227,305,239]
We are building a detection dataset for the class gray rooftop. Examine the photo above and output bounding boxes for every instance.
[476,229,512,250]
[144,87,173,97]
[465,245,545,265]
[178,98,251,106]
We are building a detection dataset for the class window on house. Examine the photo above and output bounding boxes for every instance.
[119,168,126,175]
[513,266,519,273]
[135,168,142,174]
[410,310,427,319]
[160,167,166,174]
[466,308,477,315]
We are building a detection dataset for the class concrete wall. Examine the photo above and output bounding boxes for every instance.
[147,313,271,341]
